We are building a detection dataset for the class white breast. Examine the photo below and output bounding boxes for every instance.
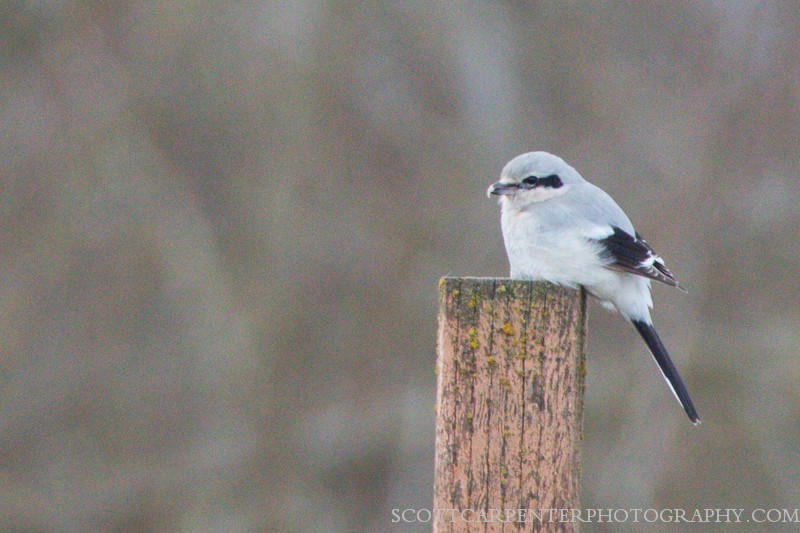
[502,207,602,284]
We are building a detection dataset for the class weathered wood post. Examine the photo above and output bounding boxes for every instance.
[434,277,587,532]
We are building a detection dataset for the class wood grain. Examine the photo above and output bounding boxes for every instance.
[434,277,587,532]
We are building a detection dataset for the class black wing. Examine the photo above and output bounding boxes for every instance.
[595,226,684,289]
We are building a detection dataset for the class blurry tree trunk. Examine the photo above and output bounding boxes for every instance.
[433,277,587,532]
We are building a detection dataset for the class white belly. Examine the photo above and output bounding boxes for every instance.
[500,207,653,320]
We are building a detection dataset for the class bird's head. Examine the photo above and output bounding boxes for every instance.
[487,151,583,208]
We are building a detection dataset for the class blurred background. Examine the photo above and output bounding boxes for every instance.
[2,1,799,531]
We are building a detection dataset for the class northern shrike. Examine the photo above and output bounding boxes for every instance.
[487,151,699,425]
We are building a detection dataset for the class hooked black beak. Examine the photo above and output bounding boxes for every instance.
[487,181,519,197]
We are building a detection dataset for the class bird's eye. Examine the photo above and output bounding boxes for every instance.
[522,176,538,186]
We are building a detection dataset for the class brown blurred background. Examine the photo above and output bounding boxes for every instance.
[1,1,799,531]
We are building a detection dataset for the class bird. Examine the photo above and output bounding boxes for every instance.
[487,151,699,425]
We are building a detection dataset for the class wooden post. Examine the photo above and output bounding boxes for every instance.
[434,277,587,532]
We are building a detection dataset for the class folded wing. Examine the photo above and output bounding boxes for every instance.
[593,226,684,289]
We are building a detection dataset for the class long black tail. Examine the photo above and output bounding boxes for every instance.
[632,320,700,425]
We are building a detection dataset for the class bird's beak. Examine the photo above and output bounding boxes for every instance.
[487,181,518,198]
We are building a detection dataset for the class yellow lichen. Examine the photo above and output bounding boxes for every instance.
[467,292,479,309]
[468,327,478,349]
[486,356,497,369]
[502,321,514,335]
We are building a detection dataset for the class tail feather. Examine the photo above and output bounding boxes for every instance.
[631,320,700,425]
